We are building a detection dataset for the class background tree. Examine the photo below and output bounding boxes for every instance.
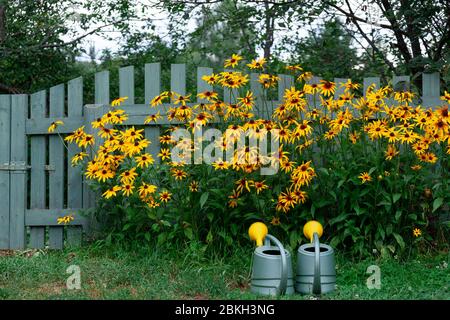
[284,19,361,80]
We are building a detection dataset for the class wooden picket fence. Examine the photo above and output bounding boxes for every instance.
[0,62,446,250]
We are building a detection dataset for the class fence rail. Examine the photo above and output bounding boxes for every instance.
[0,61,447,250]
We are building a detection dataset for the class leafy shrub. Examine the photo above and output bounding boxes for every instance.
[56,56,450,257]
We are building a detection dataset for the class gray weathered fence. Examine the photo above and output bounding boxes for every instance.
[0,62,446,250]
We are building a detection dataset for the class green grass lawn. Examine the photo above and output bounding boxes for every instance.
[0,244,448,300]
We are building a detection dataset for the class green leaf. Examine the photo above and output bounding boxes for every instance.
[157,233,167,245]
[184,228,193,240]
[386,224,393,236]
[392,193,401,204]
[337,179,345,189]
[329,213,349,225]
[206,230,213,243]
[200,192,209,209]
[393,233,405,250]
[318,167,329,176]
[395,210,402,221]
[144,233,151,242]
[432,197,444,213]
[377,200,391,206]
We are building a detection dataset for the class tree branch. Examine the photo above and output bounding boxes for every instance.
[343,0,396,71]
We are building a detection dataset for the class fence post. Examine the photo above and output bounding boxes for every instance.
[9,94,27,249]
[0,95,11,249]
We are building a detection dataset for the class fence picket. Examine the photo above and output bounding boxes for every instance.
[171,64,186,95]
[119,66,135,104]
[197,67,213,103]
[145,63,162,164]
[9,95,27,249]
[29,91,47,249]
[277,74,294,101]
[0,95,11,248]
[48,84,65,249]
[422,72,442,108]
[251,73,265,119]
[67,77,83,246]
[145,63,161,103]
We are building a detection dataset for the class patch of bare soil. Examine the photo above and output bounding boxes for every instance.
[0,250,15,257]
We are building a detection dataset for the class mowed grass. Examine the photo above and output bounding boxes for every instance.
[0,244,448,300]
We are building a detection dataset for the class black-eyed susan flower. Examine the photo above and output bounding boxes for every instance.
[238,91,254,109]
[228,190,239,208]
[270,216,281,226]
[340,79,360,92]
[77,134,95,149]
[95,168,115,182]
[413,228,422,237]
[48,120,64,133]
[171,168,187,180]
[138,183,157,198]
[384,144,399,160]
[57,214,74,225]
[441,91,450,103]
[159,190,172,203]
[121,183,134,196]
[319,80,336,97]
[135,153,154,168]
[71,152,88,166]
[197,91,218,101]
[111,96,128,107]
[150,92,169,107]
[247,57,266,69]
[189,181,199,192]
[358,172,372,184]
[202,73,218,85]
[65,126,85,144]
[285,65,302,72]
[144,112,162,124]
[224,54,243,68]
[212,159,230,170]
[120,168,137,184]
[102,185,121,199]
[252,180,268,194]
[235,178,251,194]
[158,148,171,161]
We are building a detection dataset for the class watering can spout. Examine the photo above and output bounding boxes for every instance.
[248,222,268,247]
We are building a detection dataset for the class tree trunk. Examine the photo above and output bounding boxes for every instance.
[263,0,274,61]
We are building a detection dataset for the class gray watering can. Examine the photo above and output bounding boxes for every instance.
[295,220,336,295]
[248,222,294,296]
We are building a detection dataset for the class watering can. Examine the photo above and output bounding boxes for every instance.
[248,222,295,296]
[295,220,336,295]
